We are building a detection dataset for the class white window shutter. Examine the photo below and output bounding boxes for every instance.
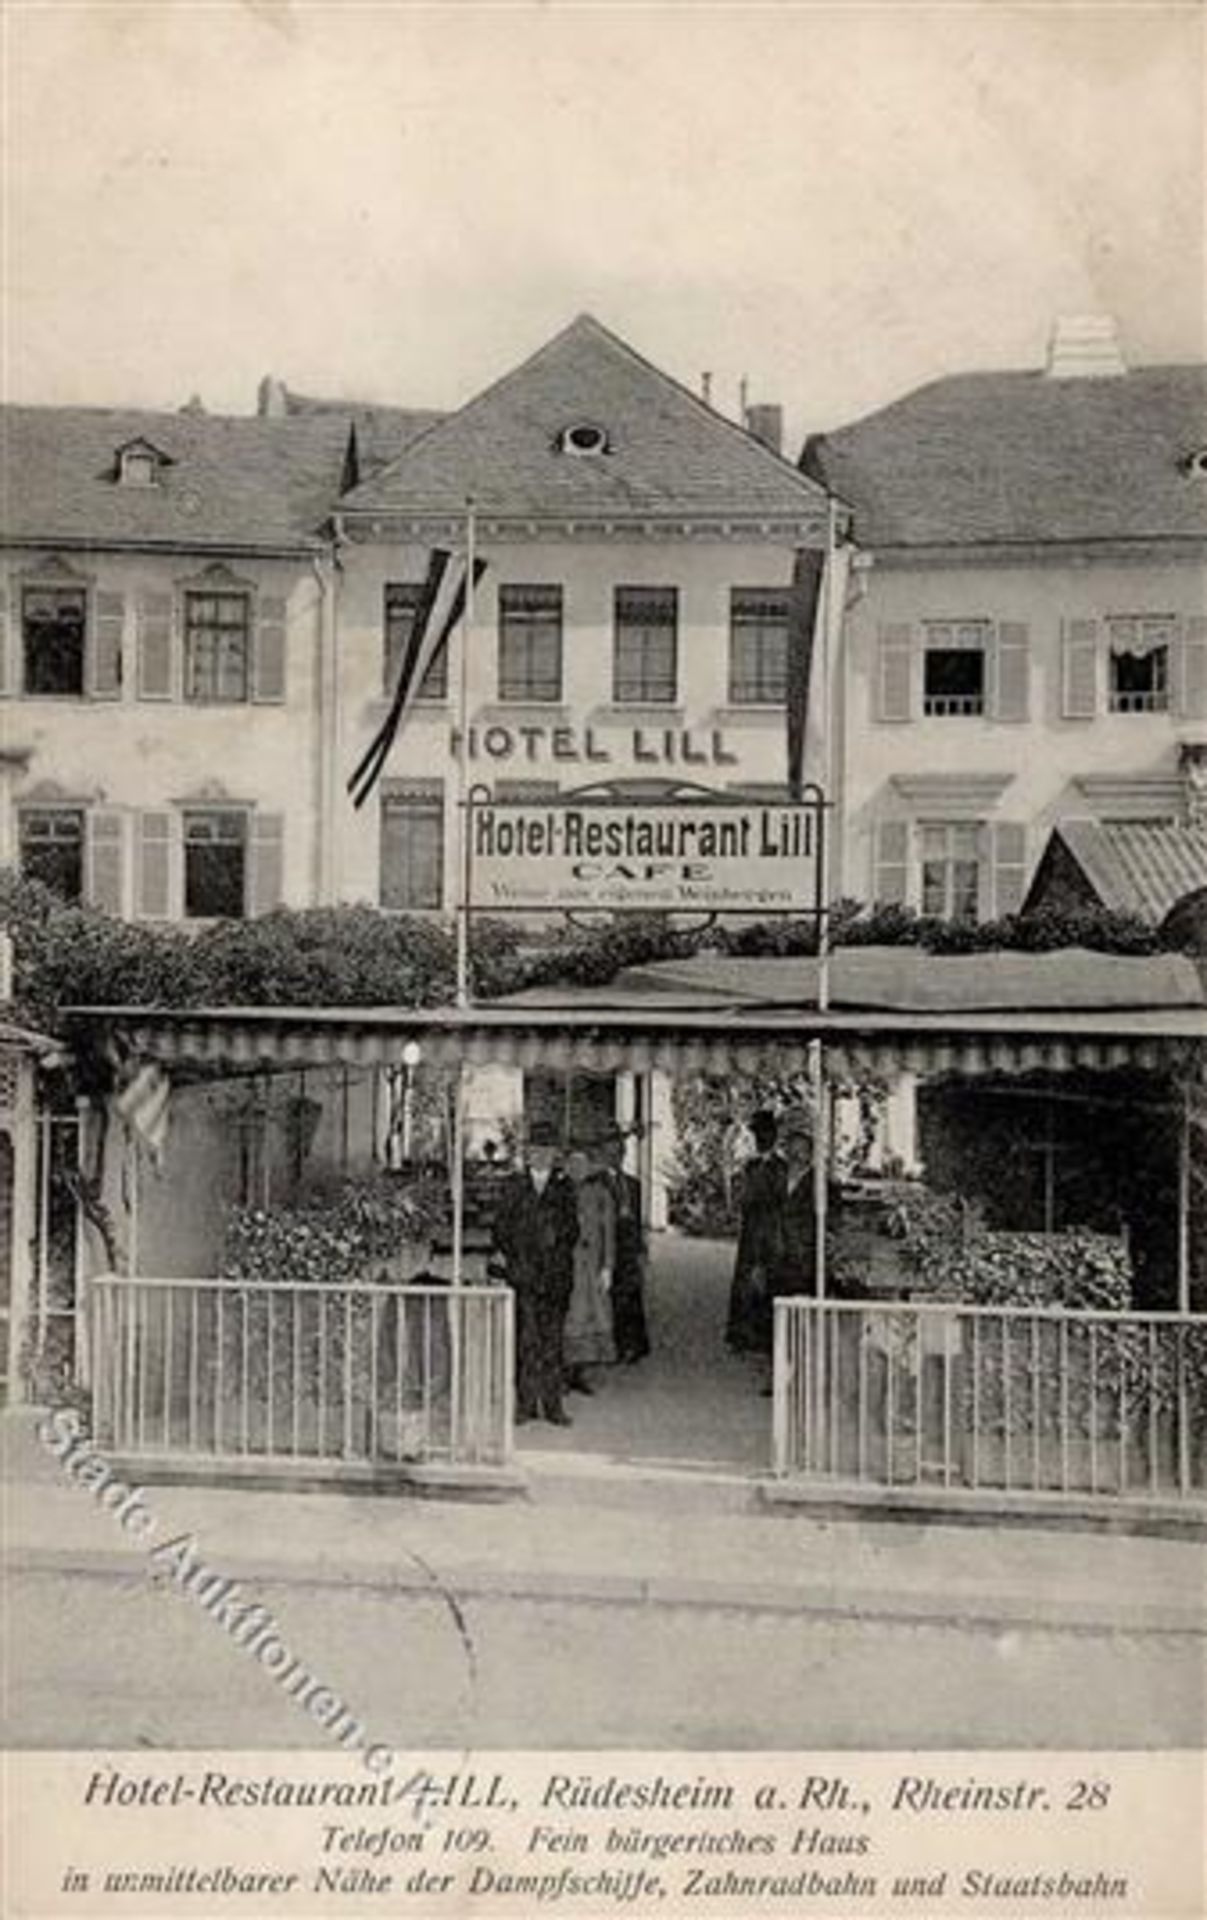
[0,584,9,697]
[874,819,909,905]
[991,822,1028,918]
[86,809,125,916]
[252,596,287,703]
[136,811,175,919]
[90,591,125,699]
[249,812,285,915]
[137,593,174,699]
[1178,616,1207,720]
[1061,618,1098,719]
[876,624,914,722]
[993,621,1030,722]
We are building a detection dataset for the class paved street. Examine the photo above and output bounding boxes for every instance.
[5,1557,1204,1752]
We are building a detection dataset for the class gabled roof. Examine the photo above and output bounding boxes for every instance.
[274,388,444,480]
[1033,820,1207,923]
[1,406,355,552]
[343,314,829,525]
[803,363,1207,549]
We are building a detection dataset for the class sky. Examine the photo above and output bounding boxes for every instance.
[4,2,1203,450]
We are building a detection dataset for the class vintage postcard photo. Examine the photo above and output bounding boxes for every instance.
[1,2,1204,1914]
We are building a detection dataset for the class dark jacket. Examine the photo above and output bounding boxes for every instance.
[492,1169,579,1305]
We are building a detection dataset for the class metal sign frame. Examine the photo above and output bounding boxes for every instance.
[462,776,830,929]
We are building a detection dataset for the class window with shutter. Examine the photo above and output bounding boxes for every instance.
[90,592,125,699]
[991,822,1028,917]
[876,625,913,722]
[1182,616,1207,720]
[921,620,988,716]
[873,819,909,904]
[137,594,175,699]
[729,589,790,705]
[1061,619,1098,719]
[380,782,444,910]
[0,587,9,697]
[23,586,87,695]
[613,588,677,704]
[249,813,285,914]
[252,596,287,703]
[992,622,1030,722]
[136,811,176,919]
[86,810,125,915]
[184,591,250,702]
[19,808,85,902]
[1106,615,1173,713]
[384,582,447,700]
[498,586,563,702]
[920,822,983,922]
[183,811,248,918]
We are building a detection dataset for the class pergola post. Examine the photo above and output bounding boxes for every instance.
[1177,1080,1191,1316]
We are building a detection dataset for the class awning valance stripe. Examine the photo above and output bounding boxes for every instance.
[102,1017,1197,1083]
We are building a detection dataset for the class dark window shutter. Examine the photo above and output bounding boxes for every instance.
[136,811,175,919]
[137,593,174,699]
[874,819,909,904]
[86,809,125,915]
[249,812,285,914]
[1061,618,1098,719]
[91,591,125,698]
[993,621,1030,722]
[1178,616,1207,720]
[991,822,1028,917]
[0,585,9,697]
[876,624,913,722]
[252,596,287,703]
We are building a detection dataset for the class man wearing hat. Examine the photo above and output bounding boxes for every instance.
[726,1108,787,1354]
[492,1119,579,1425]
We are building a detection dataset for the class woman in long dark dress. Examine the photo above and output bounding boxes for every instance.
[725,1110,787,1354]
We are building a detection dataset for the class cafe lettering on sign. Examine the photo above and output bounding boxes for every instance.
[467,793,825,916]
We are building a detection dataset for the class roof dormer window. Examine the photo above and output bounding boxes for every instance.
[115,438,169,486]
[556,422,611,457]
[1183,449,1207,478]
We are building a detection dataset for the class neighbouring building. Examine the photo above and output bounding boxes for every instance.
[803,316,1207,918]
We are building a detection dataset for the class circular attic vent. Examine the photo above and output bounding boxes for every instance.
[1183,449,1207,477]
[557,422,611,456]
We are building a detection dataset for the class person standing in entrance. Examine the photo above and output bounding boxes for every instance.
[726,1109,787,1355]
[600,1127,651,1363]
[563,1147,617,1393]
[492,1119,579,1426]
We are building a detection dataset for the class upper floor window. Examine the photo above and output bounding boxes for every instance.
[498,585,562,703]
[184,590,251,702]
[183,809,247,918]
[1106,616,1172,714]
[922,621,990,716]
[23,586,87,695]
[19,807,84,902]
[380,782,443,912]
[384,583,447,702]
[613,587,677,705]
[119,448,158,487]
[729,589,789,705]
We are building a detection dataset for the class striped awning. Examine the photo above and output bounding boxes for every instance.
[68,1003,1205,1083]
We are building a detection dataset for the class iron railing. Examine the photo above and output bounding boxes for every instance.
[90,1275,514,1469]
[773,1298,1207,1507]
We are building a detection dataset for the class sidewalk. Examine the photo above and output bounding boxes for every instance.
[6,1409,1205,1638]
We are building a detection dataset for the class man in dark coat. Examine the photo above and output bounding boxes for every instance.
[726,1109,787,1354]
[492,1120,579,1425]
[599,1128,651,1363]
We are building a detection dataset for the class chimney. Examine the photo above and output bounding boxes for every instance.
[745,403,783,456]
[1045,315,1127,379]
[700,371,713,408]
[257,375,289,418]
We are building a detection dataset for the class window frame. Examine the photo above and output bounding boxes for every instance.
[1105,615,1174,715]
[183,588,253,705]
[383,582,448,704]
[18,805,86,903]
[181,807,250,920]
[21,583,89,697]
[497,584,564,704]
[921,620,991,718]
[612,586,678,706]
[728,588,790,707]
[379,783,445,913]
[918,820,985,924]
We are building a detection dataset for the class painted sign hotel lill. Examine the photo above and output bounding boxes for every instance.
[467,796,820,913]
